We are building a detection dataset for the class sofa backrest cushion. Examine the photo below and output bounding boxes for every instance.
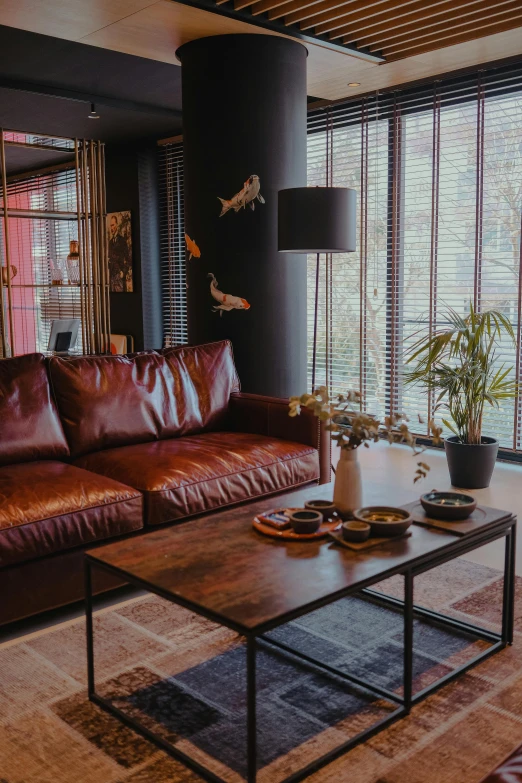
[161,340,240,436]
[48,352,177,457]
[0,353,70,467]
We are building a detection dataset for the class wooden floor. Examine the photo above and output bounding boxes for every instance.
[347,440,522,576]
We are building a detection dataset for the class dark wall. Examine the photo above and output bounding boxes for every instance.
[179,35,308,398]
[105,144,162,351]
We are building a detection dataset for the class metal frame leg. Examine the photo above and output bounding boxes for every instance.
[502,523,517,645]
[247,635,257,783]
[403,570,414,713]
[84,558,95,698]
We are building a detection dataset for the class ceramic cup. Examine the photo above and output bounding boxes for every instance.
[288,509,323,534]
[304,499,336,520]
[342,520,371,542]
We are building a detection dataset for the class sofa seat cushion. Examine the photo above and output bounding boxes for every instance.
[74,432,319,526]
[0,462,143,568]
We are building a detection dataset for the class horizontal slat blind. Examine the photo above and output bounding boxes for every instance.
[158,141,187,348]
[308,61,522,453]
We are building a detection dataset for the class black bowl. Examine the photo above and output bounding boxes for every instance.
[342,521,370,542]
[288,509,323,534]
[420,491,477,520]
[353,506,412,537]
[305,499,336,520]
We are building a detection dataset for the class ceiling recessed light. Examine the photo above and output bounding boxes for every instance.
[347,82,361,87]
[88,103,100,119]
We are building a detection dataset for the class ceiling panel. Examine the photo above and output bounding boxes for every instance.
[0,0,521,102]
[217,0,522,62]
[0,0,156,40]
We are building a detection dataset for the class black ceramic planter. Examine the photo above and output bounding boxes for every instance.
[444,436,499,489]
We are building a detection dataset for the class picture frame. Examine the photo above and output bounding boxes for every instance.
[107,210,133,292]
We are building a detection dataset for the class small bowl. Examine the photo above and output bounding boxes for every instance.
[353,506,412,537]
[420,491,477,520]
[288,509,323,534]
[342,520,370,542]
[305,499,336,520]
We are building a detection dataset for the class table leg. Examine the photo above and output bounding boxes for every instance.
[84,558,95,698]
[247,634,257,783]
[404,570,414,713]
[502,524,517,646]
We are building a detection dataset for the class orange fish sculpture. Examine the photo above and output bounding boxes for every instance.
[208,273,250,316]
[185,233,201,260]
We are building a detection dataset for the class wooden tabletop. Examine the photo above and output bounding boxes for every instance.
[88,484,513,633]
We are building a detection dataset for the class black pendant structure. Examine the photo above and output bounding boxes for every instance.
[177,34,307,397]
[278,186,357,393]
[278,187,357,253]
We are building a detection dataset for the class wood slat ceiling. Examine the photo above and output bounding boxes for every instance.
[214,0,522,61]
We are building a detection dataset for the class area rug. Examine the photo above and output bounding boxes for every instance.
[1,558,522,783]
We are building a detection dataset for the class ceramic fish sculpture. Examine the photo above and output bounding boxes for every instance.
[185,233,201,260]
[208,273,250,316]
[218,175,265,216]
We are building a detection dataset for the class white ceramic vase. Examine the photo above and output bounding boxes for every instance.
[333,447,363,519]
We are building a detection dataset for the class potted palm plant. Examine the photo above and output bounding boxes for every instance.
[404,303,517,489]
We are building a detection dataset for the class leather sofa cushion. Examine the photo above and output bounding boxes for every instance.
[75,432,319,526]
[0,461,143,567]
[161,340,240,436]
[0,353,69,467]
[49,341,241,457]
[48,352,177,457]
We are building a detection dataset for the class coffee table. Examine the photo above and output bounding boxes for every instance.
[85,483,516,783]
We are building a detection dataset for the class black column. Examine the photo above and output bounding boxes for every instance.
[177,34,307,397]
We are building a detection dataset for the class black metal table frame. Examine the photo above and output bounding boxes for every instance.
[85,516,516,783]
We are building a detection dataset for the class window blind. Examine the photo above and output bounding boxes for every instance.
[158,141,187,348]
[308,60,522,454]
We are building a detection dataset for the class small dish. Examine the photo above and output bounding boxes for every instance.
[353,506,412,537]
[420,491,477,520]
[288,509,323,534]
[305,499,336,520]
[342,520,370,542]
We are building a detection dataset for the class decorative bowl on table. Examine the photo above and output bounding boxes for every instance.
[304,499,336,520]
[420,491,477,521]
[288,509,323,534]
[353,506,412,537]
[342,520,370,542]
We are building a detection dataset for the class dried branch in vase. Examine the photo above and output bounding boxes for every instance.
[289,387,442,483]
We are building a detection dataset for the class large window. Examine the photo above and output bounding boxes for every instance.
[308,62,522,454]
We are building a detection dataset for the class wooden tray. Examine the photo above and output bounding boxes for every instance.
[328,529,412,551]
[252,508,340,541]
[404,501,512,537]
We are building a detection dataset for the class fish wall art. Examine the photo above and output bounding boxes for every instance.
[218,175,265,216]
[185,234,201,260]
[208,273,250,316]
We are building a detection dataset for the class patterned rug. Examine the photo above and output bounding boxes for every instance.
[1,558,522,783]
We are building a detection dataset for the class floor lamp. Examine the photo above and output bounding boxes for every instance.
[278,187,357,393]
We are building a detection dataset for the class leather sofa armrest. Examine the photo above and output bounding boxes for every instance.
[229,392,331,485]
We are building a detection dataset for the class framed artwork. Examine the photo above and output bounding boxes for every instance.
[107,211,133,292]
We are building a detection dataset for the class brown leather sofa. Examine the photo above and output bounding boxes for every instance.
[0,340,329,626]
